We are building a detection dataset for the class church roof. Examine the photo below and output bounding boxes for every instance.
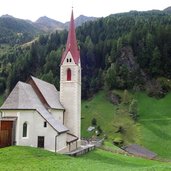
[61,9,80,65]
[1,81,39,110]
[36,107,68,133]
[30,76,64,110]
[1,81,68,133]
[66,133,78,143]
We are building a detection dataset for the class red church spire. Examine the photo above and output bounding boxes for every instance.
[61,9,80,65]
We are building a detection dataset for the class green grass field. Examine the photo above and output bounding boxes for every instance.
[81,91,171,160]
[0,146,170,171]
[136,92,171,159]
[81,91,117,138]
[82,91,140,144]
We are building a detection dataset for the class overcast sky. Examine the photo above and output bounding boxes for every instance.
[0,0,170,22]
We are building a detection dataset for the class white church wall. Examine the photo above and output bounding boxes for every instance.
[1,110,18,117]
[50,109,64,124]
[32,110,57,151]
[60,82,80,137]
[1,109,67,152]
[1,110,30,146]
[62,52,75,66]
[56,133,67,151]
[60,55,81,138]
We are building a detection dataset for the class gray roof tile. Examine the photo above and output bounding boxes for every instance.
[1,81,68,133]
[31,76,64,110]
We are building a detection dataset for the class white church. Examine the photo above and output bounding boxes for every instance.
[0,10,81,153]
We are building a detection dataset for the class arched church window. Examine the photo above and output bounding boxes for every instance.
[67,59,69,62]
[67,68,71,81]
[23,122,27,137]
[70,58,72,62]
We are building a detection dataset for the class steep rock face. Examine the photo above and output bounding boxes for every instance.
[108,91,121,105]
[116,46,166,95]
[115,46,146,90]
[117,46,138,71]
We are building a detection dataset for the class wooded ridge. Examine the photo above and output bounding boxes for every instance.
[0,10,171,99]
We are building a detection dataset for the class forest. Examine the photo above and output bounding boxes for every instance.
[1,10,171,99]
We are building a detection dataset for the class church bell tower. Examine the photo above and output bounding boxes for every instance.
[60,9,81,139]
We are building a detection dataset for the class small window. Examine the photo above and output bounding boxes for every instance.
[23,122,27,137]
[67,68,71,81]
[70,58,72,62]
[67,59,69,62]
[44,122,47,127]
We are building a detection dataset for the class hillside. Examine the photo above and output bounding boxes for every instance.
[65,15,97,28]
[1,10,171,97]
[35,15,97,32]
[0,15,41,45]
[136,92,171,159]
[35,16,65,32]
[81,90,171,160]
[0,14,97,60]
[0,146,170,171]
[164,6,171,13]
[0,13,97,46]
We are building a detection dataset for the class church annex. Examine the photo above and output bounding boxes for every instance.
[0,10,81,153]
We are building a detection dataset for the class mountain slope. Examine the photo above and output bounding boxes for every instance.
[35,15,97,32]
[65,15,97,28]
[0,15,41,45]
[35,16,64,32]
[136,92,171,159]
[82,90,171,160]
[163,6,171,13]
[3,10,171,96]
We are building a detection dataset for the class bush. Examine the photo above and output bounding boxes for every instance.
[129,99,138,121]
[91,118,97,126]
[113,137,124,147]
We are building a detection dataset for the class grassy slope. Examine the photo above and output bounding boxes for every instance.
[81,91,171,160]
[81,91,117,138]
[82,91,140,144]
[0,146,170,171]
[136,92,171,159]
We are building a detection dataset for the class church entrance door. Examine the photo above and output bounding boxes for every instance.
[0,121,14,148]
[37,136,44,148]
